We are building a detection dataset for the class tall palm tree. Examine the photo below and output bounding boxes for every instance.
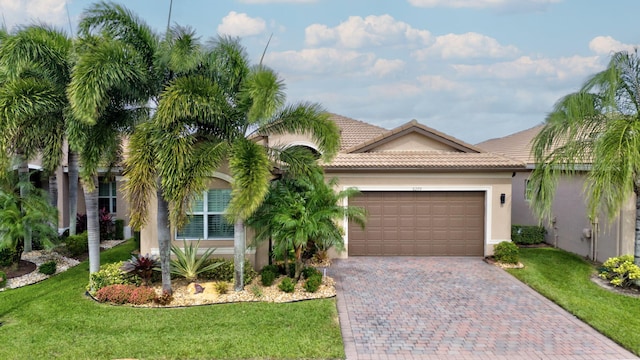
[248,152,366,279]
[126,35,340,292]
[529,50,640,266]
[68,2,156,274]
[0,25,73,251]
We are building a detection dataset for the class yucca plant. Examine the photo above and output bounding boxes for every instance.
[170,240,222,282]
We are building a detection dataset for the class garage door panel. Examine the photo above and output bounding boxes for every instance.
[349,191,484,256]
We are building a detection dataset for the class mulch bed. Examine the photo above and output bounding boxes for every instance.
[3,260,37,279]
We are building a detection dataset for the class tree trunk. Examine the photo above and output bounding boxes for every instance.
[17,153,32,253]
[635,191,640,267]
[48,173,58,229]
[84,174,100,274]
[294,245,303,280]
[68,150,79,236]
[234,219,245,291]
[157,187,172,294]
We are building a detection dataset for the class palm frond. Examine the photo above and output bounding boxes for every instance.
[227,138,271,221]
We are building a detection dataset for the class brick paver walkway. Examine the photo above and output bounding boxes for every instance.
[330,257,637,360]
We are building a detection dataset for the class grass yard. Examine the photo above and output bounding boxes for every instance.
[507,247,640,356]
[0,240,344,360]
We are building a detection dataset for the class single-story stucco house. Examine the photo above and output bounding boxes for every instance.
[134,114,524,267]
[477,125,636,262]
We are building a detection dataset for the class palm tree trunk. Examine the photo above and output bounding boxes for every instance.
[17,152,32,253]
[68,150,79,236]
[157,187,172,294]
[48,173,58,228]
[234,219,245,291]
[84,174,100,274]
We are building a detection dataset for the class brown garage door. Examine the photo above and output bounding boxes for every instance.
[348,191,485,256]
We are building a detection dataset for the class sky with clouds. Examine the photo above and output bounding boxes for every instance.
[1,0,639,143]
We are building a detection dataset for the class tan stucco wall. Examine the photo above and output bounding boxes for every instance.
[373,133,458,152]
[512,171,635,262]
[326,170,514,258]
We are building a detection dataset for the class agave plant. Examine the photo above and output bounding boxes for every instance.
[121,253,159,286]
[170,240,222,282]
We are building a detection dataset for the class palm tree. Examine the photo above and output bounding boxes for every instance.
[68,2,156,274]
[247,152,366,279]
[529,50,640,266]
[0,25,73,251]
[125,35,341,292]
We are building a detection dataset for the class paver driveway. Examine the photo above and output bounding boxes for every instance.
[330,257,637,360]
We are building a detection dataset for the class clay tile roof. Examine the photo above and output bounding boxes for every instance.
[323,151,524,170]
[329,113,388,151]
[476,125,544,164]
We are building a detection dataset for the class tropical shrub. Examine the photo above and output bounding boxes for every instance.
[200,258,257,284]
[599,255,640,287]
[278,277,295,293]
[75,213,87,234]
[114,219,125,240]
[0,247,16,267]
[38,261,57,275]
[99,208,115,240]
[88,261,140,293]
[511,225,546,245]
[121,254,159,286]
[0,270,6,288]
[128,286,157,305]
[215,281,229,295]
[64,232,88,257]
[493,241,519,264]
[304,273,322,293]
[260,264,280,276]
[261,270,276,286]
[302,266,321,279]
[170,240,222,282]
[95,284,155,305]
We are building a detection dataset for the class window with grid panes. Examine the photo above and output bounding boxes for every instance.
[176,189,234,239]
[98,177,117,213]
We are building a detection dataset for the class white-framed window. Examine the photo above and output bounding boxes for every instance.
[176,189,234,240]
[98,177,117,213]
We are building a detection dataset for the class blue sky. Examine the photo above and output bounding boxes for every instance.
[3,0,640,143]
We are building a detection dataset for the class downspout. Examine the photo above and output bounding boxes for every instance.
[591,217,598,261]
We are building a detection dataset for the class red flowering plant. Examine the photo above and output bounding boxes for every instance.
[121,254,159,286]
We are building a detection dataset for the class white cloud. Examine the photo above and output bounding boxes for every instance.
[0,0,67,29]
[265,48,376,76]
[416,75,468,93]
[414,32,518,60]
[407,0,561,11]
[217,11,266,37]
[367,59,405,77]
[452,55,602,81]
[305,14,431,49]
[589,36,637,55]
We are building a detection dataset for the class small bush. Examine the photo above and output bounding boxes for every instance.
[95,284,135,304]
[38,261,57,275]
[88,261,140,293]
[0,247,16,267]
[0,270,6,288]
[114,219,125,240]
[250,285,263,298]
[154,290,173,305]
[304,273,322,293]
[215,281,229,295]
[278,277,295,293]
[65,232,88,257]
[302,266,321,279]
[599,255,640,288]
[493,241,519,264]
[128,286,157,305]
[200,258,257,284]
[261,264,279,275]
[511,225,546,245]
[261,270,276,286]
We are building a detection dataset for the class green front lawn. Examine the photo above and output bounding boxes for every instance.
[0,241,344,360]
[507,247,640,355]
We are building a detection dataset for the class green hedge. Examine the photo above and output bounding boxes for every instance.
[511,225,546,245]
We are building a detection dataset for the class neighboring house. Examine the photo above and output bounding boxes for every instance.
[139,114,524,267]
[477,126,635,262]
